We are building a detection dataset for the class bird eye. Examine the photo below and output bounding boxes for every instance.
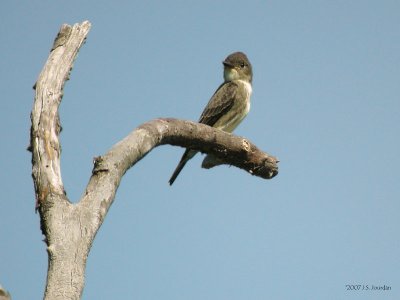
[240,62,246,68]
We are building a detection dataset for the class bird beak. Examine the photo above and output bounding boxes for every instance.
[223,61,234,68]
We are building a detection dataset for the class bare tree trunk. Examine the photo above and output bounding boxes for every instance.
[29,21,278,300]
[30,21,93,300]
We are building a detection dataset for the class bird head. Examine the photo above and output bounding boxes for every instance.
[223,52,253,83]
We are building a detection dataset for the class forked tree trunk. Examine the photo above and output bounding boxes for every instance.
[29,21,278,300]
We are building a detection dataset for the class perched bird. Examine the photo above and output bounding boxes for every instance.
[169,51,253,185]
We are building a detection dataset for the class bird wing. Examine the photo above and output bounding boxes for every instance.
[169,81,240,185]
[198,81,238,126]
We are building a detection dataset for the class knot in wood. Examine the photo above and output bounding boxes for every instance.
[241,139,251,152]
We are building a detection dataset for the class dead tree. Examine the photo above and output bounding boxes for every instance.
[28,21,278,300]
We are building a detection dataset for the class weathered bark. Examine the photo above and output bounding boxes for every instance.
[29,21,278,300]
[30,21,92,300]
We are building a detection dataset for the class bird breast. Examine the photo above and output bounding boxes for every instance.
[216,80,252,133]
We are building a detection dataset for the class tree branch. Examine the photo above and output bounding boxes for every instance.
[84,118,278,219]
[29,21,278,300]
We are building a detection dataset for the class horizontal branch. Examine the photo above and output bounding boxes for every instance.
[145,118,278,179]
[84,118,278,219]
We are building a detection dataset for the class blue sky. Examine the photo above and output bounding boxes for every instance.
[1,1,399,299]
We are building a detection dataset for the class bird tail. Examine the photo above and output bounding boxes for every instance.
[169,149,197,185]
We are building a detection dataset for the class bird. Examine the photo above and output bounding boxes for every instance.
[169,51,253,185]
